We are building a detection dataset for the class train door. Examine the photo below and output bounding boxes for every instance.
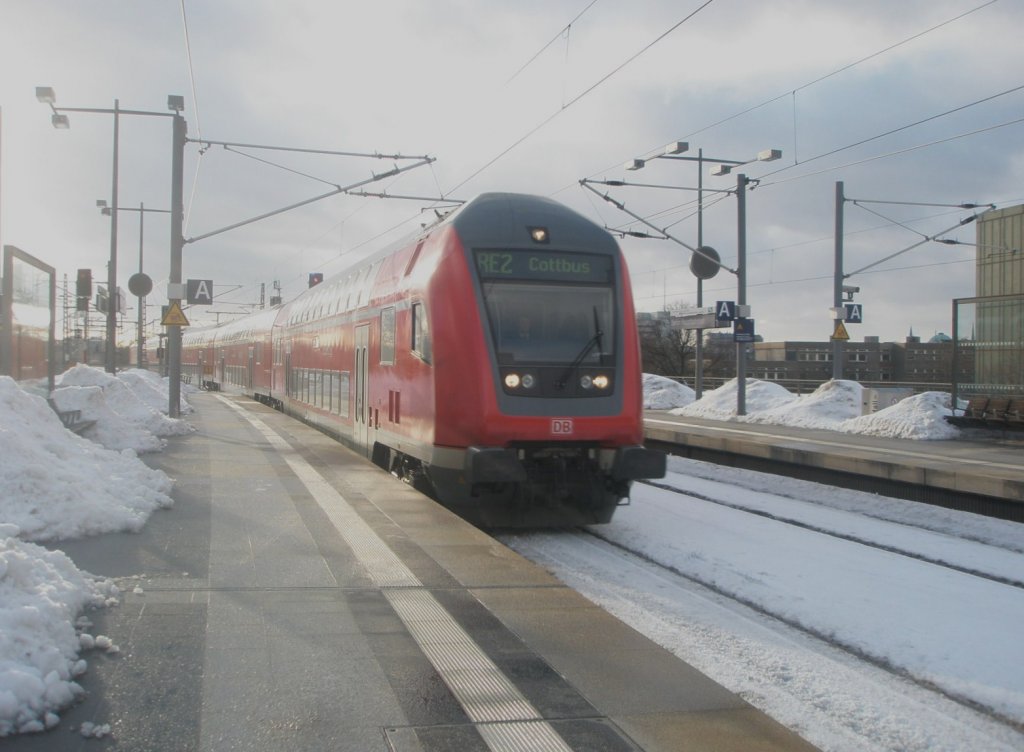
[354,324,370,454]
[247,346,255,389]
[284,350,292,399]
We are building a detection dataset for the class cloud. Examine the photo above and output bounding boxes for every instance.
[2,0,1022,343]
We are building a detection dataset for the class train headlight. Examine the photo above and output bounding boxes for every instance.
[593,374,610,389]
[504,372,537,390]
[580,374,594,390]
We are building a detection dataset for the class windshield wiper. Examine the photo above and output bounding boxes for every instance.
[557,307,603,389]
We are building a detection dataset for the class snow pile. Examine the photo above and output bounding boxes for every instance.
[117,368,195,416]
[52,365,192,451]
[840,391,961,440]
[0,376,174,541]
[744,379,863,429]
[649,375,964,441]
[0,369,188,737]
[0,527,118,736]
[672,377,798,418]
[642,373,695,410]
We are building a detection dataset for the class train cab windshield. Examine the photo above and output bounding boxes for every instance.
[474,249,617,397]
[482,283,614,366]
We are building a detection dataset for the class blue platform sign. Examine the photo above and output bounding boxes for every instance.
[733,317,755,342]
[715,300,736,323]
[844,303,864,323]
[187,279,214,305]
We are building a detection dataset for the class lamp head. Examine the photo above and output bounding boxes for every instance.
[625,158,645,171]
[710,164,732,176]
[757,148,782,162]
[51,113,70,129]
[167,95,185,112]
[664,141,689,155]
[35,86,56,104]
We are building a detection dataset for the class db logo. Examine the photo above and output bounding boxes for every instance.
[551,418,574,435]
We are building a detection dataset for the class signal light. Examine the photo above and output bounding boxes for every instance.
[308,272,324,287]
[76,268,92,297]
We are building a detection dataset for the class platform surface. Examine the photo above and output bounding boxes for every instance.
[646,411,1024,503]
[14,394,817,751]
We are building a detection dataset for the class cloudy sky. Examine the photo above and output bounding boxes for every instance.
[2,0,1022,344]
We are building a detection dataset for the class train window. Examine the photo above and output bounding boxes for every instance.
[337,370,350,417]
[412,302,431,363]
[480,282,615,366]
[380,307,396,364]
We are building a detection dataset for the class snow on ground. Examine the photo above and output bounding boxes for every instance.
[502,458,1024,751]
[0,369,996,738]
[653,375,963,440]
[0,368,185,736]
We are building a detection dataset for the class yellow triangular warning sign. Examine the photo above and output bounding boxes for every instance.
[831,320,849,341]
[161,300,190,327]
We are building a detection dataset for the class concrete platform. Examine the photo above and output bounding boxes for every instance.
[15,394,817,751]
[645,412,1024,506]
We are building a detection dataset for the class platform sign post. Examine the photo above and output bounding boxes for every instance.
[167,109,186,418]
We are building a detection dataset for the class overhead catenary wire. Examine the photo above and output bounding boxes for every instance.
[505,0,600,85]
[447,0,718,196]
[759,83,1024,184]
[679,0,1000,152]
[760,114,1024,188]
[577,0,1004,195]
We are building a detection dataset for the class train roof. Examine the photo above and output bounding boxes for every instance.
[449,193,618,255]
[187,193,618,336]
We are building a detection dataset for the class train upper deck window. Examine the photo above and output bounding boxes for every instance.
[412,302,431,363]
[380,307,396,364]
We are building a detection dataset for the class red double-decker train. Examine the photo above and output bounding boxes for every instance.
[182,193,664,526]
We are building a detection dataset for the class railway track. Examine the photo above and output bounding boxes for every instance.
[500,470,1024,749]
[587,477,1024,734]
[638,479,1024,590]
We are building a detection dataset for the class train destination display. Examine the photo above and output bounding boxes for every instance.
[475,250,612,283]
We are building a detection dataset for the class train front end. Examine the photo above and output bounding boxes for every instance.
[431,193,665,527]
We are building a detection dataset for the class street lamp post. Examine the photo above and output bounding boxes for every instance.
[98,201,169,367]
[832,184,991,381]
[37,87,185,412]
[37,89,182,379]
[626,144,780,411]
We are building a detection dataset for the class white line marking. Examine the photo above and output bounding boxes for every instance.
[219,397,573,752]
